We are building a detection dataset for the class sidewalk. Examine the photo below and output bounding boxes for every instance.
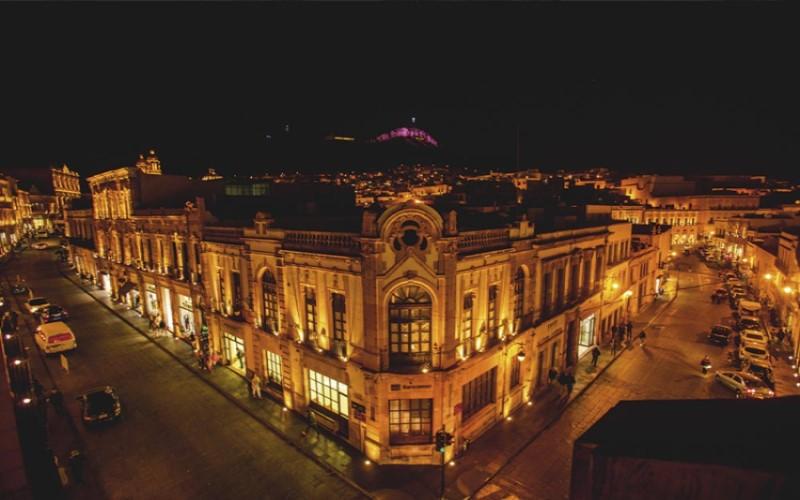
[60,264,676,500]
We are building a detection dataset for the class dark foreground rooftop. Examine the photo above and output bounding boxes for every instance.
[576,397,800,472]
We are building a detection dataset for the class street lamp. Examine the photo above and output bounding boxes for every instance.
[783,286,794,295]
[764,273,773,281]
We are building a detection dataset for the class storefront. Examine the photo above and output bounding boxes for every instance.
[222,332,246,374]
[178,294,194,336]
[578,314,596,358]
[306,368,349,437]
[161,287,174,332]
[145,284,159,319]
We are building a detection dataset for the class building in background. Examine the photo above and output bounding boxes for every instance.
[0,164,81,234]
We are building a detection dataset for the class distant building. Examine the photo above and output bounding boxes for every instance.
[0,164,81,234]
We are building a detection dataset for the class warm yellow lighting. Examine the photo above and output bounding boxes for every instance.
[506,416,512,421]
[282,406,288,412]
[764,273,773,281]
[611,282,620,290]
[364,460,372,466]
[670,251,677,257]
[22,398,32,405]
[622,290,633,299]
[517,350,526,362]
[449,460,456,467]
[13,359,22,366]
[783,286,794,295]
[527,401,533,406]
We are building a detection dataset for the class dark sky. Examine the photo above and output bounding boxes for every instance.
[1,2,797,179]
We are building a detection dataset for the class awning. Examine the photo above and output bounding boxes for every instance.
[118,281,135,296]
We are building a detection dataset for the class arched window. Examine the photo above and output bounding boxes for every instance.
[262,271,278,332]
[513,268,525,325]
[389,285,432,367]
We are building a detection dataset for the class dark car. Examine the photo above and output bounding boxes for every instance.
[40,305,69,323]
[11,283,29,295]
[77,386,122,425]
[747,361,776,391]
[709,325,733,346]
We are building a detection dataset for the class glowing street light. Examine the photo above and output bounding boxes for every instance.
[764,273,773,281]
[611,282,620,290]
[783,286,794,295]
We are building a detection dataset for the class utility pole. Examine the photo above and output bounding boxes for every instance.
[435,426,454,499]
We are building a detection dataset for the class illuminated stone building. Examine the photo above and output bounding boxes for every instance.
[201,201,646,465]
[77,151,210,340]
[1,164,82,234]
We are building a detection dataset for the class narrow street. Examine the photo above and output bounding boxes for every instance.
[3,247,364,500]
[474,253,800,500]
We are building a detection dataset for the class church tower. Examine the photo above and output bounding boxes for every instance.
[136,149,162,175]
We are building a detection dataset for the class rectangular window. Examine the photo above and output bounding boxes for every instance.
[550,341,559,368]
[304,288,317,334]
[462,367,497,421]
[217,268,226,312]
[231,271,242,313]
[582,259,592,294]
[308,369,348,418]
[487,285,498,339]
[555,268,565,306]
[542,272,552,312]
[510,355,521,388]
[266,350,282,387]
[462,294,474,344]
[331,293,346,341]
[389,399,433,445]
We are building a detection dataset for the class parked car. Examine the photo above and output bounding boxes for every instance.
[729,287,746,300]
[11,283,29,295]
[708,325,733,346]
[77,386,122,425]
[34,321,77,354]
[739,342,770,363]
[738,315,761,331]
[40,305,69,323]
[31,241,49,250]
[747,359,776,391]
[714,370,774,399]
[740,329,769,347]
[25,297,50,315]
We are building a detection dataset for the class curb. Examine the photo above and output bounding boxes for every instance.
[57,265,374,500]
[466,296,677,500]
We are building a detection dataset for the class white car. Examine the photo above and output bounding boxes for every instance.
[741,329,769,347]
[739,341,770,363]
[31,241,49,250]
[715,370,774,399]
[25,297,50,315]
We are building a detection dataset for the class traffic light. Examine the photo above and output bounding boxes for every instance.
[435,430,454,453]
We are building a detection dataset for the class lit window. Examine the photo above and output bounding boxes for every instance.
[389,285,432,366]
[389,399,433,445]
[308,369,348,418]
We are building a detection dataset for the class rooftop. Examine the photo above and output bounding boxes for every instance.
[576,397,800,472]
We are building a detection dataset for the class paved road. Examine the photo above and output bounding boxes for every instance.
[475,255,746,500]
[4,248,363,500]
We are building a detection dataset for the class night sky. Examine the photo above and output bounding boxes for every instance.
[1,2,796,179]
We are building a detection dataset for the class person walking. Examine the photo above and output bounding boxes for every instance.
[591,346,601,367]
[67,450,86,484]
[565,370,576,395]
[250,373,262,399]
[548,367,558,385]
[301,409,318,438]
[626,320,633,342]
[611,335,618,356]
[638,330,647,347]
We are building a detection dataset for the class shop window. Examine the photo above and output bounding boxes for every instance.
[266,350,282,387]
[262,271,278,332]
[308,369,348,418]
[389,399,433,445]
[462,367,497,421]
[388,285,432,367]
[222,332,246,372]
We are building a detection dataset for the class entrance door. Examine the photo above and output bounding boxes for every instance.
[161,288,174,332]
[578,315,596,358]
[223,333,246,373]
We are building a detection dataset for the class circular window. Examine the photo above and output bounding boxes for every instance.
[402,229,419,247]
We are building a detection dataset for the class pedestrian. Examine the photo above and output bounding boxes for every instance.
[591,346,601,367]
[67,450,85,484]
[250,373,262,399]
[49,388,64,415]
[10,310,18,331]
[198,353,207,371]
[566,371,576,395]
[638,330,647,347]
[301,409,318,438]
[611,335,617,356]
[626,320,633,341]
[547,367,558,385]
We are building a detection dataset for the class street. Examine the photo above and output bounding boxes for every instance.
[474,253,799,500]
[3,247,364,500]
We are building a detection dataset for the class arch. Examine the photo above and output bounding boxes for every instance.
[377,202,444,241]
[387,283,433,368]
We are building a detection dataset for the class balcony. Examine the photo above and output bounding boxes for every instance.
[457,229,510,255]
[283,231,360,255]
